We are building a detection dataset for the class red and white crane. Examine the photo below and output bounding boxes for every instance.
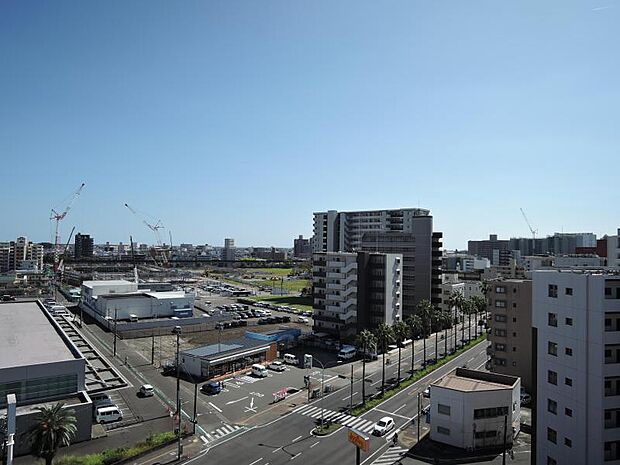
[50,182,85,271]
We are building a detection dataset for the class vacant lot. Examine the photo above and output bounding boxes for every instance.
[248,295,313,313]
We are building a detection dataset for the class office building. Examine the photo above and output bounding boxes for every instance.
[487,279,533,391]
[468,234,511,265]
[293,235,312,258]
[532,270,620,465]
[312,251,402,339]
[0,301,92,455]
[429,368,520,450]
[222,238,235,262]
[74,233,94,259]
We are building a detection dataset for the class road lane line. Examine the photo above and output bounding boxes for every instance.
[272,447,282,454]
[342,392,358,401]
[208,402,222,413]
[290,453,301,460]
[310,441,320,448]
[293,404,312,413]
[292,435,302,442]
[249,458,263,465]
[227,396,249,405]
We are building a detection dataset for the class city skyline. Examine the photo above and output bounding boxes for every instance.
[2,1,619,249]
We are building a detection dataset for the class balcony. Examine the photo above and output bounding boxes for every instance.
[313,260,327,267]
[314,304,326,310]
[312,271,326,278]
[327,283,345,291]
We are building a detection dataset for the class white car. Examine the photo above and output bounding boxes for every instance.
[422,387,430,398]
[268,361,286,372]
[139,384,155,397]
[373,416,395,436]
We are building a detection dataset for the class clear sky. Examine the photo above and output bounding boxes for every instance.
[1,1,618,249]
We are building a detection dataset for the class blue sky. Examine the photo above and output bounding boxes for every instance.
[1,1,618,249]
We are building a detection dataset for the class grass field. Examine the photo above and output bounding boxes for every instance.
[248,295,313,313]
[250,278,310,293]
[246,267,293,276]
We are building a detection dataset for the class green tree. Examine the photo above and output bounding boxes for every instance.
[441,309,452,357]
[417,299,433,367]
[448,290,465,351]
[354,329,377,405]
[375,323,394,396]
[471,294,488,337]
[392,321,409,385]
[28,402,77,465]
[405,314,422,374]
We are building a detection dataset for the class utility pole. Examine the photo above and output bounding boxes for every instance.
[113,309,118,357]
[356,445,360,465]
[151,334,155,365]
[192,383,198,435]
[173,325,182,460]
[417,392,421,442]
[349,364,354,410]
[502,414,507,465]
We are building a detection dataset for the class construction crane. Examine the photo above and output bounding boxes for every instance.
[520,208,538,240]
[124,203,168,265]
[50,182,85,271]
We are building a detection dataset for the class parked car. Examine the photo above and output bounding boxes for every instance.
[283,353,299,365]
[139,384,155,397]
[422,387,431,398]
[201,381,222,395]
[95,406,123,424]
[268,361,286,372]
[162,362,177,375]
[90,392,113,408]
[297,316,309,324]
[373,417,394,436]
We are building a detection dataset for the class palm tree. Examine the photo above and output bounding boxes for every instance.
[441,309,451,357]
[375,323,394,396]
[417,299,433,367]
[355,329,377,405]
[392,321,409,385]
[471,295,487,337]
[449,290,465,351]
[28,402,77,465]
[464,298,475,342]
[405,314,422,374]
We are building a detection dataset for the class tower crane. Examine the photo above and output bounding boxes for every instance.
[124,203,168,265]
[50,182,85,271]
[520,208,538,240]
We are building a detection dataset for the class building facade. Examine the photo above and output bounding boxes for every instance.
[608,230,620,268]
[533,270,620,465]
[0,237,44,272]
[74,233,94,259]
[293,235,312,258]
[468,234,511,265]
[222,238,235,262]
[487,279,533,391]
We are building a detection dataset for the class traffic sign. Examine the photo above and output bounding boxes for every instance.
[348,428,369,453]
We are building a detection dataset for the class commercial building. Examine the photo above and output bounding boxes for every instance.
[608,229,620,268]
[486,279,533,391]
[222,238,235,262]
[430,368,520,450]
[251,247,287,261]
[0,237,44,272]
[0,301,91,456]
[468,235,511,266]
[293,235,312,258]
[80,280,195,320]
[74,233,94,259]
[532,270,620,465]
[312,251,402,339]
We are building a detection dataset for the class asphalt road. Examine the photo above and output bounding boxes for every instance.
[186,341,489,465]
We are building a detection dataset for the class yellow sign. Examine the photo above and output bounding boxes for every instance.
[348,429,369,453]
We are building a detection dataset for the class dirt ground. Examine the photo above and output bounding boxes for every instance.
[185,321,310,346]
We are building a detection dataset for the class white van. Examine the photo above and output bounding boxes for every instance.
[338,346,357,360]
[50,305,68,316]
[283,354,299,365]
[95,405,123,424]
[129,314,139,322]
[251,364,268,378]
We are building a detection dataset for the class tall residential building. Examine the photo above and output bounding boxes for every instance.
[468,234,511,265]
[0,237,44,272]
[312,251,402,339]
[487,278,533,391]
[608,229,620,268]
[74,233,94,260]
[532,270,620,465]
[312,208,431,253]
[293,235,312,258]
[222,238,235,262]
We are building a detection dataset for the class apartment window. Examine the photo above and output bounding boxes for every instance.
[548,313,558,327]
[475,431,497,439]
[495,300,506,308]
[565,377,573,387]
[548,341,558,356]
[606,409,620,429]
[605,345,620,364]
[565,287,573,296]
[512,317,517,323]
[547,427,557,444]
[495,343,506,352]
[494,358,507,366]
[438,404,451,416]
[495,286,506,294]
[564,437,572,448]
[565,407,572,417]
[605,377,620,396]
[512,332,517,337]
[565,347,573,356]
[436,426,450,435]
[547,399,557,415]
[565,317,573,326]
[495,314,507,323]
[512,347,517,352]
[495,329,507,337]
[605,440,620,461]
[548,370,558,385]
[548,284,558,298]
[474,406,509,419]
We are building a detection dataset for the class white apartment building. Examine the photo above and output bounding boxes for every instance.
[0,237,44,272]
[430,368,520,450]
[312,208,431,253]
[608,230,620,268]
[533,270,620,465]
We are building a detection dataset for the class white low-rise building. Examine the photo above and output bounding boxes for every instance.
[430,368,520,450]
[81,280,194,320]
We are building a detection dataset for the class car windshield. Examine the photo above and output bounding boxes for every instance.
[377,421,386,427]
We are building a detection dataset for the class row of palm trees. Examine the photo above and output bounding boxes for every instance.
[354,292,489,405]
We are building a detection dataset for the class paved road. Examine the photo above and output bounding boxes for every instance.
[185,341,489,465]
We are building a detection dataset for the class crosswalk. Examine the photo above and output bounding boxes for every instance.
[292,404,378,434]
[369,446,407,465]
[200,424,242,446]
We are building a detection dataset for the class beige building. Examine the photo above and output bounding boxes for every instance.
[486,278,533,391]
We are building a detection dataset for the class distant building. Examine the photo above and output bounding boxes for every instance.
[293,235,312,258]
[429,368,520,450]
[532,269,620,465]
[608,229,620,268]
[0,237,44,272]
[468,234,511,266]
[74,233,94,259]
[251,247,287,261]
[222,238,235,262]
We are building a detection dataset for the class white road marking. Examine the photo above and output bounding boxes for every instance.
[310,441,320,448]
[226,396,249,405]
[290,453,301,460]
[272,447,282,454]
[392,404,406,414]
[249,458,263,465]
[292,435,302,442]
[342,392,358,401]
[208,402,222,413]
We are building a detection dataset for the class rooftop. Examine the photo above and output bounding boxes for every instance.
[82,280,135,288]
[433,368,518,392]
[0,301,80,370]
[182,337,271,361]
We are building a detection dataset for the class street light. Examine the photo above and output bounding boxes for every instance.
[172,325,182,461]
[312,357,341,431]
